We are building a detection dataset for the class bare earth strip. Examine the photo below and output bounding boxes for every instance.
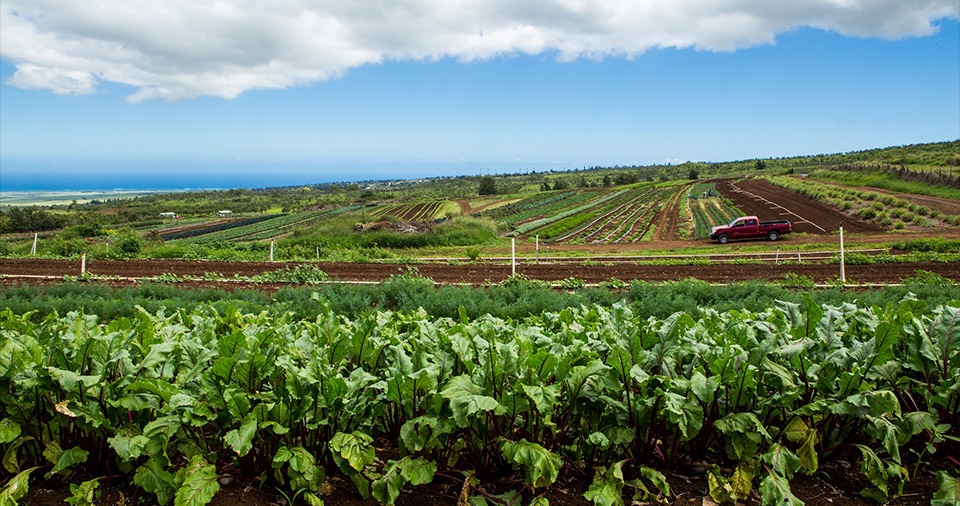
[2,258,958,287]
[718,179,881,234]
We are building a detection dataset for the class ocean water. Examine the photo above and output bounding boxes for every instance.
[0,159,523,192]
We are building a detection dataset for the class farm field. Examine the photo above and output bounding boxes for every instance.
[3,256,960,287]
[2,142,960,506]
[4,282,958,506]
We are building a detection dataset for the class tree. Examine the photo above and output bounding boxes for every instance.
[755,160,767,171]
[602,174,612,186]
[688,168,699,180]
[478,176,497,195]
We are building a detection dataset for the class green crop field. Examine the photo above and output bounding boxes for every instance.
[2,139,960,505]
[1,285,957,505]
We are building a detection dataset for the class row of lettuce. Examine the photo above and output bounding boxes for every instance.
[1,291,958,505]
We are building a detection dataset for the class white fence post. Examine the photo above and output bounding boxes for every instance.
[81,253,86,274]
[511,238,516,276]
[839,225,846,283]
[31,233,38,256]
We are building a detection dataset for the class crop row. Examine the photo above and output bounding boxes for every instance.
[549,189,644,242]
[159,215,278,241]
[689,198,742,239]
[241,205,365,241]
[369,201,443,222]
[556,188,660,243]
[492,192,601,229]
[474,191,578,221]
[581,187,674,243]
[511,190,630,238]
[766,176,960,227]
[1,298,957,505]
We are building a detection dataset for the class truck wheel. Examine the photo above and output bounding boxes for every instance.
[718,234,730,244]
[767,231,780,241]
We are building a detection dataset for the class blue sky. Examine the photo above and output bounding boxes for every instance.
[1,1,958,191]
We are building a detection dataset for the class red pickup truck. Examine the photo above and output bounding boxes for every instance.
[710,216,792,244]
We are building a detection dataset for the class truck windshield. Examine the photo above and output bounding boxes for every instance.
[728,218,741,227]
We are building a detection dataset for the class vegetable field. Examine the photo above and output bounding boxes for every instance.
[369,201,451,222]
[2,297,958,505]
[686,183,744,240]
[477,185,684,244]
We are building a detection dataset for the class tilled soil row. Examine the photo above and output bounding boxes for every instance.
[2,258,958,286]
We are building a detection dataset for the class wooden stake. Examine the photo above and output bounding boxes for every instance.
[839,225,846,284]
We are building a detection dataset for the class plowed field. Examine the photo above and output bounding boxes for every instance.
[2,258,958,287]
[718,179,881,234]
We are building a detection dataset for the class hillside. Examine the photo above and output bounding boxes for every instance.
[1,140,958,261]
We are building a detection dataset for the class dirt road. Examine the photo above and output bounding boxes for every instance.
[2,258,958,287]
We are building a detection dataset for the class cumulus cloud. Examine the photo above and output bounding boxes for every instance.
[1,0,956,102]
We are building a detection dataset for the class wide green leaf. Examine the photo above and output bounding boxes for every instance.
[440,375,503,428]
[224,413,257,456]
[370,457,437,506]
[759,472,803,506]
[174,455,220,506]
[0,467,36,506]
[329,431,375,472]
[501,439,561,490]
[0,419,20,444]
[932,471,960,506]
[584,461,624,506]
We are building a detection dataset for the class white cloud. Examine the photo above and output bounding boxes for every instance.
[1,0,956,102]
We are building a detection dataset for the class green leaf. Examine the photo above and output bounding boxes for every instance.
[690,370,718,404]
[370,457,437,506]
[66,478,100,506]
[143,415,181,441]
[304,492,325,506]
[783,418,818,474]
[522,384,560,416]
[3,436,33,474]
[109,429,150,461]
[135,458,175,506]
[224,413,257,456]
[932,472,960,506]
[637,467,670,502]
[329,431,375,472]
[440,375,503,428]
[855,444,894,503]
[659,391,704,441]
[0,419,20,444]
[584,461,624,506]
[731,460,758,500]
[276,447,324,493]
[714,412,770,461]
[707,465,735,505]
[501,439,561,490]
[0,467,36,506]
[759,472,803,506]
[762,444,800,481]
[48,446,89,478]
[174,455,220,506]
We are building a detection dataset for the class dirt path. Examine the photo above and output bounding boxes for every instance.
[653,186,687,241]
[3,258,958,287]
[719,179,881,234]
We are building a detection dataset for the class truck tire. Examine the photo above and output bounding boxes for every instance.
[767,231,780,241]
[718,234,730,244]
